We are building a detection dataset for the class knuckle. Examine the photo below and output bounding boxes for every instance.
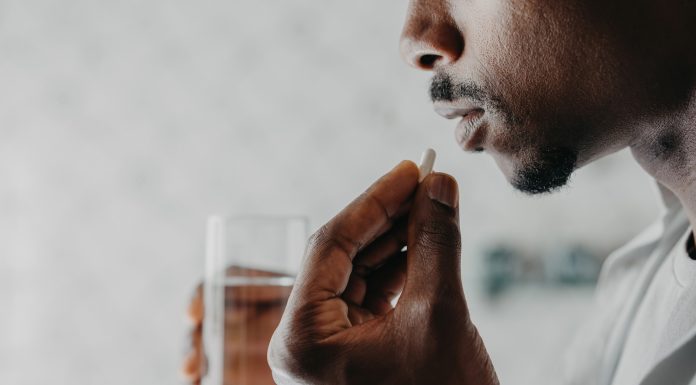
[364,191,392,220]
[308,224,351,251]
[307,224,355,262]
[307,225,332,253]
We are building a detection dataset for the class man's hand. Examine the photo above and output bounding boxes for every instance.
[268,161,499,385]
[183,284,204,385]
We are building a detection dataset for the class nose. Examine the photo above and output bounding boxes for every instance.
[399,0,464,70]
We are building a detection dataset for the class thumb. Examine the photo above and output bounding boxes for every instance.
[401,172,463,301]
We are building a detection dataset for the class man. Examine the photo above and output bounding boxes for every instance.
[186,0,696,383]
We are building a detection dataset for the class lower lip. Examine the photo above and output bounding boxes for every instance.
[455,110,485,151]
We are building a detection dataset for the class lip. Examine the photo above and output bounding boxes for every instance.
[455,112,486,151]
[433,101,486,151]
[433,101,484,120]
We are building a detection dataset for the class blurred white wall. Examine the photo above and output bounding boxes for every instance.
[0,0,661,384]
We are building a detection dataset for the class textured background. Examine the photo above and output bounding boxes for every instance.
[0,0,661,384]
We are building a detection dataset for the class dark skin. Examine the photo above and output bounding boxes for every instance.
[186,0,696,383]
[185,164,497,384]
[267,163,497,385]
[404,0,696,182]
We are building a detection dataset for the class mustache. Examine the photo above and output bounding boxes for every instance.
[429,72,520,126]
[429,73,487,103]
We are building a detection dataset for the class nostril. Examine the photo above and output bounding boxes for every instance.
[419,54,440,69]
[399,12,464,71]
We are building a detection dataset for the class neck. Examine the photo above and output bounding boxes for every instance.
[630,95,696,230]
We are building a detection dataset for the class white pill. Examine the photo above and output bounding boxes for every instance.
[418,148,436,182]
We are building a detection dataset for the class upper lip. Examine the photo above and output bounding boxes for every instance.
[433,100,484,120]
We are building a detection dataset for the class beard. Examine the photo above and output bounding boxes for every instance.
[430,72,578,195]
[511,146,577,195]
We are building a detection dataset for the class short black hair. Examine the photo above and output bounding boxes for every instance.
[512,146,578,194]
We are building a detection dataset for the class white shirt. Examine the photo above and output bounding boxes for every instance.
[564,183,696,385]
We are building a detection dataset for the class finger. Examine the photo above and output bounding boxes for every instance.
[298,160,419,301]
[363,250,407,315]
[182,350,200,381]
[343,219,407,306]
[401,173,463,301]
[346,302,377,326]
[184,284,208,383]
[341,273,367,307]
[352,218,408,271]
[187,284,204,325]
[182,323,204,381]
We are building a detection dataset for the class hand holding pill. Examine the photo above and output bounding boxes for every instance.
[268,151,499,385]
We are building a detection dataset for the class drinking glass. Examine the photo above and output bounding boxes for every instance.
[203,215,308,385]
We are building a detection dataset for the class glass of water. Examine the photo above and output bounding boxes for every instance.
[203,215,308,385]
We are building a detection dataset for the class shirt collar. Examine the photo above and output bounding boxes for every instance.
[655,181,683,214]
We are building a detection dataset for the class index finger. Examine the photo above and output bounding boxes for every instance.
[297,160,420,301]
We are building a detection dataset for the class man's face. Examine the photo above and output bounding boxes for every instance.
[400,0,694,194]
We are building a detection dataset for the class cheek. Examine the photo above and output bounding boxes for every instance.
[486,112,547,160]
[474,3,599,119]
[456,2,638,175]
[485,115,565,172]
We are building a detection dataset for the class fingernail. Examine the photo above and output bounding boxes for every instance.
[427,174,459,208]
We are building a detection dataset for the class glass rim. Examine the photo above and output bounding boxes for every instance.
[207,214,309,223]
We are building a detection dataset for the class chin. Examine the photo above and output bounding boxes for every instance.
[493,146,579,195]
